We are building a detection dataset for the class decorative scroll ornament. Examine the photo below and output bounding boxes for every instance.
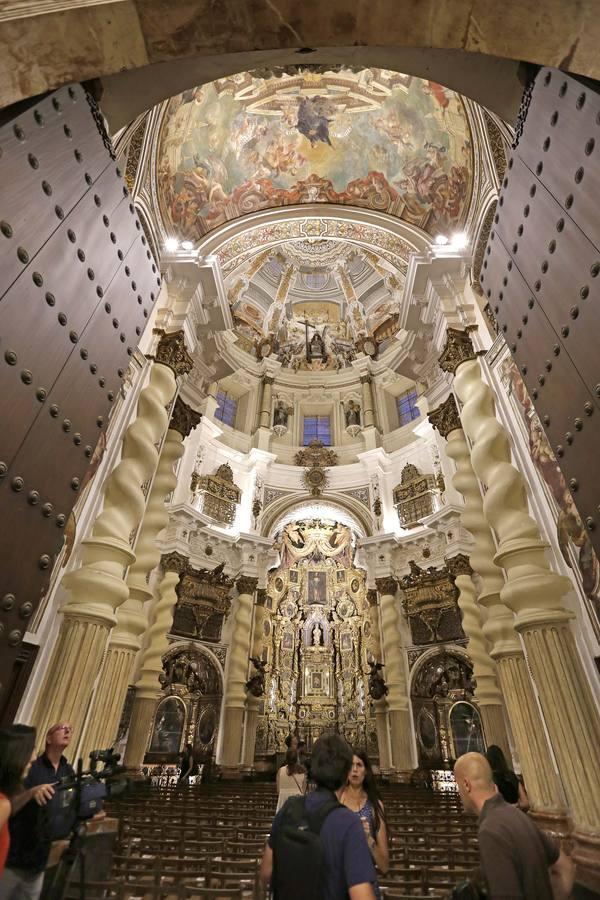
[171,561,234,643]
[393,463,441,528]
[170,396,202,438]
[438,327,477,375]
[155,329,194,378]
[428,394,462,439]
[294,440,338,497]
[399,560,464,645]
[193,462,242,525]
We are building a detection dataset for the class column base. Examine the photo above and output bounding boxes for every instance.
[220,766,245,780]
[528,809,571,839]
[572,830,600,895]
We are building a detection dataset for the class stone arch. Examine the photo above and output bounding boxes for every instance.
[408,643,472,695]
[262,492,373,538]
[162,640,224,694]
[5,3,600,122]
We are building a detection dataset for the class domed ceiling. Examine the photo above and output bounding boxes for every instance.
[157,67,473,242]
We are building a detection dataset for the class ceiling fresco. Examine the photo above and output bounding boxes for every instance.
[157,67,473,242]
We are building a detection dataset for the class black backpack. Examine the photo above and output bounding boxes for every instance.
[271,793,341,900]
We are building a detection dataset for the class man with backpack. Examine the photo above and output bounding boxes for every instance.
[260,734,377,900]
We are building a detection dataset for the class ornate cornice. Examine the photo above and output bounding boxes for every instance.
[375,576,398,596]
[170,396,202,438]
[438,327,476,375]
[161,550,189,575]
[446,553,473,577]
[428,394,462,439]
[237,575,259,595]
[155,329,194,378]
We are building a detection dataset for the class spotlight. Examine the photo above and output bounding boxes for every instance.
[181,240,194,251]
[435,234,449,246]
[164,237,179,252]
[451,232,469,249]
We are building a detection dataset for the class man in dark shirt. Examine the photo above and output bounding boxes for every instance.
[454,753,574,900]
[0,722,74,900]
[260,734,376,900]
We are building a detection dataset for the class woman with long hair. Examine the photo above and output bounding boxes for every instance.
[0,726,37,875]
[485,744,529,811]
[275,749,307,813]
[340,749,389,892]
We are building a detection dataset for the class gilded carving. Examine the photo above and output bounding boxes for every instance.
[438,327,476,376]
[171,562,233,643]
[295,440,338,498]
[192,462,242,525]
[393,464,441,527]
[399,561,465,645]
[428,394,462,439]
[170,396,202,438]
[155,330,194,378]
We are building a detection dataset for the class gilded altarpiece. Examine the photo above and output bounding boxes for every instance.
[255,520,379,760]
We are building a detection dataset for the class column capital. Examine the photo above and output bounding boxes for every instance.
[360,373,373,386]
[366,589,379,607]
[376,576,398,596]
[160,550,189,575]
[154,329,194,377]
[446,552,473,577]
[438,327,477,375]
[428,394,462,438]
[256,588,268,606]
[262,375,275,386]
[237,575,258,595]
[170,395,202,437]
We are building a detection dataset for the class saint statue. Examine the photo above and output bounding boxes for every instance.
[345,400,361,428]
[273,400,289,428]
[312,624,322,646]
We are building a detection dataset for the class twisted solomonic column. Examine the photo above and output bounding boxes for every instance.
[242,589,268,768]
[220,575,258,772]
[431,393,566,820]
[33,332,193,751]
[123,550,189,767]
[441,328,600,837]
[80,396,200,758]
[366,589,392,772]
[375,577,413,776]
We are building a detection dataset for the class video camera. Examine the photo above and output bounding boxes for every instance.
[48,748,128,840]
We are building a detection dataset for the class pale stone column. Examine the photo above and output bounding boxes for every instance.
[361,375,375,428]
[259,376,274,429]
[31,335,192,750]
[80,397,199,756]
[220,576,258,772]
[366,589,392,772]
[242,589,268,768]
[443,328,600,837]
[431,391,566,820]
[123,550,189,767]
[375,577,412,776]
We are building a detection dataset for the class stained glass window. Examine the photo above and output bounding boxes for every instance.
[215,390,237,427]
[396,389,420,426]
[303,415,331,446]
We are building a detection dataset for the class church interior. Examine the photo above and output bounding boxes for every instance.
[1,2,600,897]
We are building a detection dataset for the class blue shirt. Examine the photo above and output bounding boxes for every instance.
[269,790,377,900]
[7,753,74,873]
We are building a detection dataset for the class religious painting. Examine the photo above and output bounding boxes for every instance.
[351,578,360,593]
[307,571,327,605]
[274,576,284,593]
[149,697,185,754]
[282,630,294,650]
[197,705,217,747]
[311,672,323,691]
[289,570,298,583]
[336,570,346,583]
[158,68,473,243]
[341,632,352,651]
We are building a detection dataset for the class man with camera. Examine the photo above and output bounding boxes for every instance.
[0,723,74,900]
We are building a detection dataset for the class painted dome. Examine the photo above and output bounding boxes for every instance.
[157,66,473,242]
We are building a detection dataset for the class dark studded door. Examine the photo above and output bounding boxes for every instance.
[480,67,600,558]
[0,84,160,708]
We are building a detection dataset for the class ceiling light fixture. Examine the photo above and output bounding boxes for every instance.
[451,232,469,249]
[435,234,449,246]
[181,240,194,251]
[164,237,179,252]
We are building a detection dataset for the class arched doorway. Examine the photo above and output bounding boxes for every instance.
[410,648,484,769]
[146,644,223,767]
